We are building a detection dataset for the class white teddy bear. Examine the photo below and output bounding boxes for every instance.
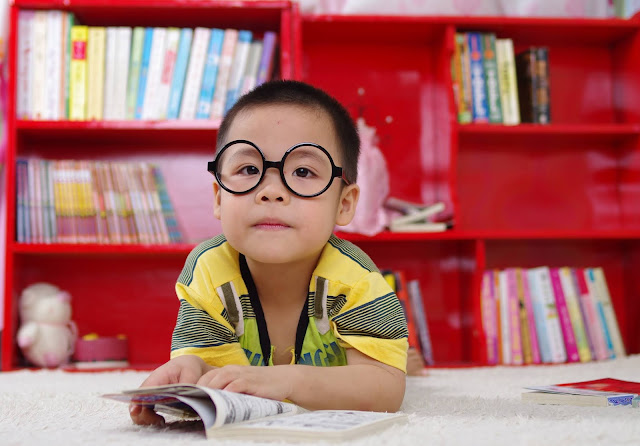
[16,282,78,368]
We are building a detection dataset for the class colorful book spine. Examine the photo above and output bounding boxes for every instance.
[549,268,580,362]
[103,27,118,120]
[196,28,225,119]
[17,10,34,119]
[519,269,541,364]
[210,28,239,120]
[527,267,552,363]
[584,268,615,359]
[153,166,182,243]
[45,10,63,120]
[591,268,625,357]
[514,268,533,364]
[480,270,499,365]
[495,38,520,125]
[16,159,27,242]
[481,33,502,124]
[31,11,47,120]
[240,41,263,97]
[62,13,74,119]
[505,268,523,365]
[407,279,434,365]
[498,270,511,364]
[142,27,167,120]
[166,28,193,120]
[224,30,253,114]
[87,27,106,120]
[179,27,211,120]
[558,266,591,362]
[112,27,132,120]
[452,33,472,124]
[572,267,608,360]
[534,47,551,124]
[467,32,489,123]
[156,27,180,120]
[256,31,277,86]
[125,27,145,120]
[135,27,154,120]
[515,48,538,124]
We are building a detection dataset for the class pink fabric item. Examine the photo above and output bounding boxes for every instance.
[340,118,390,236]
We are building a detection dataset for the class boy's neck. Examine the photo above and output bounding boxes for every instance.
[245,255,320,306]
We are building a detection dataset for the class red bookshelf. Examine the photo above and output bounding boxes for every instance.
[4,2,640,370]
[1,0,294,370]
[296,12,640,365]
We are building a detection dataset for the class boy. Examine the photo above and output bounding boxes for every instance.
[131,80,409,426]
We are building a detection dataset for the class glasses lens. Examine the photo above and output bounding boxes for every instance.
[283,145,333,196]
[216,142,263,193]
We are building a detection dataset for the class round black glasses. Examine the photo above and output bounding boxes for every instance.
[207,140,350,198]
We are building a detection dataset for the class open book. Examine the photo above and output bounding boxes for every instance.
[522,378,640,407]
[103,384,408,441]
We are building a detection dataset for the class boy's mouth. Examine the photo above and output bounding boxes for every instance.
[253,219,291,230]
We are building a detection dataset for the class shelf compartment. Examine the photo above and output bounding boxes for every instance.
[457,123,640,144]
[16,120,220,146]
[11,242,196,256]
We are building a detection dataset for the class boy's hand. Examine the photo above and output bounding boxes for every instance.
[196,364,294,402]
[130,355,213,426]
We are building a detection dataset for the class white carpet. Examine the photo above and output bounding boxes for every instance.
[2,356,640,445]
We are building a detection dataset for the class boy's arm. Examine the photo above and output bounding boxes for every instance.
[195,348,406,412]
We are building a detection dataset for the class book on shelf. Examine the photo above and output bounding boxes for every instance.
[406,279,434,365]
[195,28,224,119]
[522,378,640,407]
[103,384,407,441]
[482,266,624,366]
[451,33,472,124]
[495,38,520,125]
[384,198,452,233]
[467,32,489,123]
[516,47,551,124]
[480,33,502,124]
[16,9,279,122]
[15,158,181,245]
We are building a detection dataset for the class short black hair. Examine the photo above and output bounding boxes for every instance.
[217,80,360,183]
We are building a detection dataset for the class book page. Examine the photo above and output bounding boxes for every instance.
[200,387,299,428]
[231,410,404,433]
[524,385,633,397]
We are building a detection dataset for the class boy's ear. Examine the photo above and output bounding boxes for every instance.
[212,182,222,220]
[335,183,359,226]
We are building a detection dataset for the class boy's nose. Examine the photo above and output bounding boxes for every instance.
[256,171,288,203]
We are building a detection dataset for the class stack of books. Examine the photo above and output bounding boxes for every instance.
[481,266,625,365]
[452,32,551,125]
[16,10,278,122]
[15,158,182,245]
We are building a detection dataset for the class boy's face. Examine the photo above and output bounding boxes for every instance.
[213,104,359,265]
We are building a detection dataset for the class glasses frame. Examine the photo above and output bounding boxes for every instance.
[207,139,350,198]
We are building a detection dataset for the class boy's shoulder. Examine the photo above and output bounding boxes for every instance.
[314,234,380,285]
[177,234,240,287]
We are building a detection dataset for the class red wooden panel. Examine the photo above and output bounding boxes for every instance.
[457,143,622,231]
[301,23,453,212]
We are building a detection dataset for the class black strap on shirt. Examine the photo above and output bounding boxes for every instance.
[239,254,309,366]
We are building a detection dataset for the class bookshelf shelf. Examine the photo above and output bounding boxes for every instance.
[16,120,220,146]
[457,123,640,137]
[10,242,195,256]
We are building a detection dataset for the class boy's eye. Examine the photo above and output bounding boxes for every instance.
[239,165,261,175]
[293,167,313,178]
